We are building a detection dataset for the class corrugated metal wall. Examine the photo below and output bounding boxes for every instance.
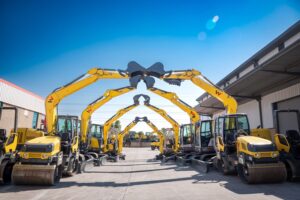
[0,79,45,114]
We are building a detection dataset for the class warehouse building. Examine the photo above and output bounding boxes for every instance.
[0,79,45,134]
[195,21,300,135]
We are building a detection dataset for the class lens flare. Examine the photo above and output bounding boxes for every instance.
[206,15,219,30]
[212,15,219,23]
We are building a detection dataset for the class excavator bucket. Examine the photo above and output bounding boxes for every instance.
[238,162,287,184]
[12,164,58,185]
[127,61,156,88]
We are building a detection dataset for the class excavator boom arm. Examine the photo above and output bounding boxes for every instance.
[46,68,128,134]
[145,104,180,152]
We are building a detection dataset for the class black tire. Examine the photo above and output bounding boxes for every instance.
[54,165,63,185]
[114,155,119,162]
[237,164,248,183]
[151,146,155,150]
[217,158,230,175]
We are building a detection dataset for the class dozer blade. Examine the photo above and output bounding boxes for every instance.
[12,164,57,185]
[240,162,287,184]
[191,158,212,173]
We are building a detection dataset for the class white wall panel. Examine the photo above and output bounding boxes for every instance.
[237,100,260,129]
[0,79,45,114]
[262,82,300,128]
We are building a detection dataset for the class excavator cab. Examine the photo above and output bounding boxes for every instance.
[215,114,250,154]
[179,124,195,153]
[0,129,7,156]
[194,120,214,153]
[89,124,103,153]
[57,116,79,155]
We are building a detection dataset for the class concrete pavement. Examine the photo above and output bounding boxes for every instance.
[0,148,299,200]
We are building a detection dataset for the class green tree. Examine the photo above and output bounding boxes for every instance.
[114,120,121,131]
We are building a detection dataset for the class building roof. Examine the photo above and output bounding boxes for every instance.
[195,20,300,114]
[0,79,45,114]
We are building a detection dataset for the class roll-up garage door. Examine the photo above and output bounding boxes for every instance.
[275,96,300,135]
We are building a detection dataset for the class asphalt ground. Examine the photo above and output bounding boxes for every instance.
[0,148,299,200]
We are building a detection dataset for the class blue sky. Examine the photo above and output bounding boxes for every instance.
[1,0,300,132]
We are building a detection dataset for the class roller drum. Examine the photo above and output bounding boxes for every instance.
[12,164,57,185]
[240,162,287,184]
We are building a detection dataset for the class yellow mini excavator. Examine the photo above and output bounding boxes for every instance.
[80,86,135,165]
[0,107,44,184]
[135,94,180,154]
[102,96,141,161]
[12,115,81,185]
[117,117,164,156]
[177,120,216,172]
[151,138,160,150]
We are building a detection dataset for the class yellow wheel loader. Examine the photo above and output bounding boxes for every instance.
[11,115,82,185]
[0,107,44,184]
[215,114,287,184]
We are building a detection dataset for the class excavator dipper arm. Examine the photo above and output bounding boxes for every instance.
[148,87,200,123]
[103,104,138,152]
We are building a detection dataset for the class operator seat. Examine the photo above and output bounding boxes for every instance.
[60,131,72,154]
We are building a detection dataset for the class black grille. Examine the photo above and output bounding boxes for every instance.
[24,144,52,153]
[253,157,278,164]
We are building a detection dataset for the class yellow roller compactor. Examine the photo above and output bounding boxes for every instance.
[12,115,81,185]
[215,114,287,183]
[0,107,44,184]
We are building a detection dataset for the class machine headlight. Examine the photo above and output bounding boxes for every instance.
[271,152,278,158]
[248,156,253,161]
[23,152,29,159]
[254,153,261,158]
[47,144,54,152]
[41,153,49,159]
